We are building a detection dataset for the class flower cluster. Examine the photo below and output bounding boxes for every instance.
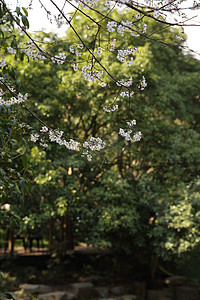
[0,93,28,106]
[103,104,118,112]
[119,119,141,142]
[107,21,117,32]
[133,13,141,19]
[83,136,106,151]
[79,0,100,8]
[153,10,161,18]
[82,151,93,161]
[73,64,79,71]
[116,47,137,63]
[117,20,133,35]
[127,119,136,126]
[30,127,80,151]
[143,23,147,33]
[51,52,66,65]
[119,128,142,142]
[109,39,116,52]
[105,0,112,8]
[82,64,103,82]
[54,15,65,28]
[120,91,134,98]
[40,140,48,147]
[23,40,46,61]
[82,136,106,161]
[94,46,102,55]
[138,76,147,90]
[70,44,83,57]
[31,127,107,161]
[107,19,135,35]
[116,77,133,87]
[30,133,40,142]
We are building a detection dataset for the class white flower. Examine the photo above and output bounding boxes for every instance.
[94,47,101,55]
[117,77,133,87]
[30,133,40,142]
[40,126,48,133]
[139,76,147,90]
[127,119,136,126]
[40,142,48,147]
[175,35,184,40]
[143,23,147,33]
[119,122,141,143]
[103,104,118,112]
[153,10,160,18]
[83,136,106,151]
[109,39,116,52]
[70,46,74,53]
[105,0,111,8]
[0,58,6,68]
[134,13,141,19]
[73,64,78,71]
[87,154,92,161]
[7,47,16,54]
[107,21,117,32]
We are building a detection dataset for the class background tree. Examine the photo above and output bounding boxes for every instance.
[6,11,199,275]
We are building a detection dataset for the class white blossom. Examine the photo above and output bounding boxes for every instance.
[94,46,101,55]
[40,142,48,147]
[40,126,48,133]
[117,77,133,87]
[0,58,6,68]
[0,93,28,106]
[107,21,117,32]
[109,39,116,52]
[82,64,103,82]
[30,133,40,142]
[83,136,106,151]
[103,104,118,112]
[139,76,147,90]
[7,47,16,54]
[119,127,142,142]
[73,64,79,71]
[51,52,66,65]
[127,119,136,126]
[70,46,75,53]
[120,91,134,98]
[153,10,160,18]
[175,35,184,40]
[143,23,147,33]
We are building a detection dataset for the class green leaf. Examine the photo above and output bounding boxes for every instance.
[21,155,28,169]
[22,7,28,16]
[16,6,21,16]
[21,15,29,28]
